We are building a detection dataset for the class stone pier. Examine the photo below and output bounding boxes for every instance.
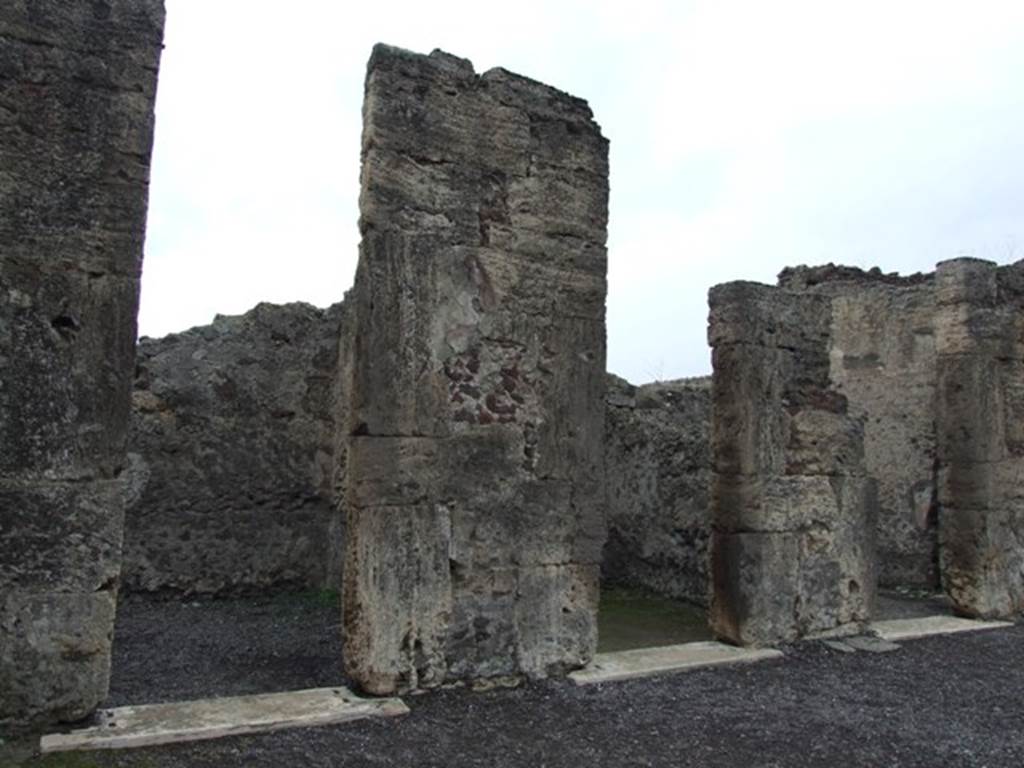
[343,45,609,693]
[0,2,165,723]
[935,258,1024,618]
[708,282,876,646]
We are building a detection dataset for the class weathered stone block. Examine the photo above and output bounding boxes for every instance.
[710,342,843,477]
[348,436,441,509]
[0,268,141,478]
[514,564,599,678]
[707,282,831,351]
[934,258,998,307]
[0,590,116,724]
[343,504,453,694]
[939,502,1024,618]
[710,531,801,646]
[784,407,864,476]
[348,233,457,438]
[710,476,875,647]
[709,344,791,477]
[715,475,844,534]
[446,479,577,570]
[0,480,122,592]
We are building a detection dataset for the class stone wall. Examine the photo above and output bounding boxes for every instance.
[779,266,939,588]
[0,2,165,724]
[708,282,876,646]
[343,45,609,693]
[935,258,1024,618]
[603,375,711,605]
[122,302,348,595]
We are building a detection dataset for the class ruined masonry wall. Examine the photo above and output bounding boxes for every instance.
[603,375,711,605]
[708,282,876,646]
[0,2,165,724]
[779,266,940,588]
[343,46,609,693]
[123,358,707,605]
[122,302,349,595]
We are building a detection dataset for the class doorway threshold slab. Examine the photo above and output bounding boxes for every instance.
[871,615,1013,642]
[569,641,783,685]
[40,687,408,754]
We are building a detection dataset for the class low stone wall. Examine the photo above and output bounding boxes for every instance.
[122,302,348,595]
[603,375,711,605]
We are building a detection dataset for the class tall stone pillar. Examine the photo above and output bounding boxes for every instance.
[935,258,1024,618]
[0,2,165,723]
[343,45,608,693]
[708,282,875,645]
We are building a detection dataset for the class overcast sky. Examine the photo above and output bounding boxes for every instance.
[139,0,1024,382]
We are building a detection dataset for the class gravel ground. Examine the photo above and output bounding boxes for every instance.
[106,591,349,706]
[6,593,1024,768]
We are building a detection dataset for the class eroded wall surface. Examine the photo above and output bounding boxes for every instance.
[780,266,939,588]
[122,302,348,595]
[344,45,609,693]
[0,2,164,723]
[603,375,711,605]
[708,282,876,646]
[935,258,1024,617]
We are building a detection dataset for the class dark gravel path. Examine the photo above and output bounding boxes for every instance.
[106,591,349,706]
[9,594,1024,768]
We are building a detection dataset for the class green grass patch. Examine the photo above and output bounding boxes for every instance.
[597,584,711,653]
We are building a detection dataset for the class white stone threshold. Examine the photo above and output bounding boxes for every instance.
[40,687,408,754]
[569,641,783,686]
[871,615,1013,643]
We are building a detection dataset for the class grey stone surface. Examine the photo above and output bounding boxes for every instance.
[708,281,876,646]
[871,614,1013,641]
[837,635,901,653]
[602,374,711,605]
[39,687,408,753]
[343,45,609,693]
[0,1,165,724]
[779,265,940,589]
[122,302,349,595]
[934,258,1024,618]
[569,641,782,685]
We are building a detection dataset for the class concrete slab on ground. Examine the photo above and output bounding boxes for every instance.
[39,687,408,753]
[569,642,783,685]
[872,615,1013,642]
[824,636,901,654]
